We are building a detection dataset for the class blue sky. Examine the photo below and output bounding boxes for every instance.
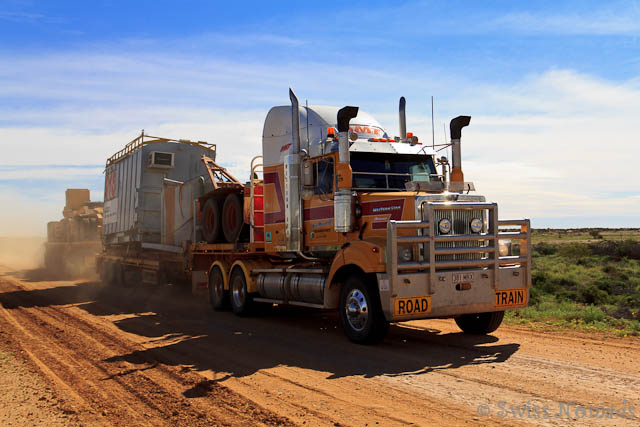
[1,0,639,235]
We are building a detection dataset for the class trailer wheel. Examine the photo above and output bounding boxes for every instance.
[339,275,389,344]
[208,266,229,311]
[455,311,504,334]
[222,193,243,243]
[202,198,221,243]
[229,267,254,316]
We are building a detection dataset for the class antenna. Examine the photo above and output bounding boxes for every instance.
[431,96,435,150]
[305,99,310,151]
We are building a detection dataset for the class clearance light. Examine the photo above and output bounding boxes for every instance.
[327,127,336,136]
[406,132,413,138]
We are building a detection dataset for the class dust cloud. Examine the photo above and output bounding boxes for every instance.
[0,236,46,271]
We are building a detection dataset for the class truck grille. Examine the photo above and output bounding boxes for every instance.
[428,207,488,262]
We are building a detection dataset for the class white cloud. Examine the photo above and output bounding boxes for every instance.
[494,5,640,36]
[0,44,639,230]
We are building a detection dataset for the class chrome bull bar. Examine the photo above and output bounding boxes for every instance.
[386,202,531,295]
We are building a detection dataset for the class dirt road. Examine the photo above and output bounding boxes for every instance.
[1,264,639,426]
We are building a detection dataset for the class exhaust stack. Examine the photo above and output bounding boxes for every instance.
[449,115,471,183]
[336,106,359,164]
[399,96,407,141]
[285,88,302,251]
[289,88,301,153]
[334,106,358,233]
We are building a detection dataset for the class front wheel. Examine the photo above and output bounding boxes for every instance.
[339,275,389,344]
[454,311,504,334]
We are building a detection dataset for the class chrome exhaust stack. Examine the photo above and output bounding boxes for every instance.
[449,115,471,183]
[334,105,358,233]
[285,88,303,251]
[399,96,407,141]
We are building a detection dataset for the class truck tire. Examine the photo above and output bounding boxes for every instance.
[202,198,221,243]
[208,266,229,311]
[229,267,254,316]
[222,193,243,243]
[339,274,389,344]
[455,311,504,334]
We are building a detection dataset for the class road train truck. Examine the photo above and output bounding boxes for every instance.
[98,90,531,344]
[45,189,103,278]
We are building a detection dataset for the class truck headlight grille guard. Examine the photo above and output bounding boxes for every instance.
[385,202,531,295]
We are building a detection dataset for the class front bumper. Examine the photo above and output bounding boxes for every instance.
[379,202,531,322]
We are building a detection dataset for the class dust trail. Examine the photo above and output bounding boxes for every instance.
[0,236,46,271]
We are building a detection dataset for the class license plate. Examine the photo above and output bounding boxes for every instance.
[394,296,431,316]
[453,272,474,283]
[495,289,527,307]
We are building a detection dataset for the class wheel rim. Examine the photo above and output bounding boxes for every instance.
[232,275,245,308]
[345,288,369,332]
[212,271,224,302]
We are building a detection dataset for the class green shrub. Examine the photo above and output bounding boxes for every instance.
[577,284,609,305]
[558,243,591,259]
[617,239,640,260]
[581,306,606,323]
[590,240,618,256]
[533,242,557,256]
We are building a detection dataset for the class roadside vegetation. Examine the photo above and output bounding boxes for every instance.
[504,229,640,337]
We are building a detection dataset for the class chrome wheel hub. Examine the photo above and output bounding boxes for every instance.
[213,274,224,301]
[345,289,368,332]
[232,276,245,307]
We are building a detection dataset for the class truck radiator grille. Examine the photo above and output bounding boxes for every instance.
[431,208,488,262]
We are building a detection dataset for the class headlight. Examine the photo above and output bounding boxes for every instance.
[399,247,413,262]
[438,218,451,234]
[498,240,512,257]
[470,218,483,233]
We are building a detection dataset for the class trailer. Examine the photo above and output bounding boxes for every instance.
[45,189,103,278]
[99,91,531,344]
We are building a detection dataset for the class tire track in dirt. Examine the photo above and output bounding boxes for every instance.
[0,276,293,426]
[2,268,640,426]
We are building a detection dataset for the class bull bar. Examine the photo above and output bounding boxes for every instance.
[386,202,532,295]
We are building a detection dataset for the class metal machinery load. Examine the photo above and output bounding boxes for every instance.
[45,189,103,278]
[99,91,532,344]
[97,132,218,287]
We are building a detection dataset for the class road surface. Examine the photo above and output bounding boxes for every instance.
[1,264,638,426]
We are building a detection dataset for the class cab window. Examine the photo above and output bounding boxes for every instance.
[313,157,334,195]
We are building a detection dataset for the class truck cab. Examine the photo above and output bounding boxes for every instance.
[192,90,531,344]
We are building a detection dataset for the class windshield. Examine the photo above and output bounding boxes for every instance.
[351,152,437,190]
